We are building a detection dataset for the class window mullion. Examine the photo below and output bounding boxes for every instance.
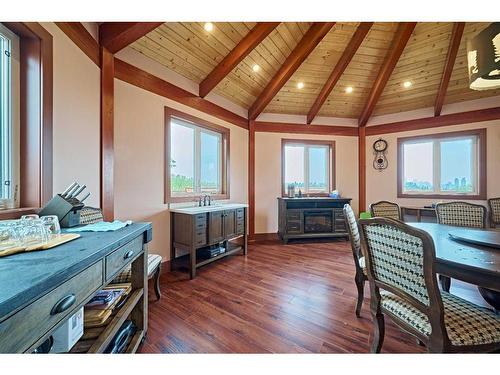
[304,146,309,193]
[433,140,440,194]
[195,128,201,194]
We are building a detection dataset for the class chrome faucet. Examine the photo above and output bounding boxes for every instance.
[203,194,212,206]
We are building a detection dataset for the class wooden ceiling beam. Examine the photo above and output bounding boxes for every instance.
[358,22,416,127]
[433,22,465,117]
[365,106,500,136]
[55,22,100,66]
[199,22,280,98]
[306,22,373,124]
[99,22,163,54]
[248,22,335,120]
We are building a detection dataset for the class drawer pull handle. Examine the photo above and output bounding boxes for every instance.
[51,294,76,315]
[124,250,134,260]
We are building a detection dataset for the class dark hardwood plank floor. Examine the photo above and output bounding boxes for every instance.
[140,239,486,354]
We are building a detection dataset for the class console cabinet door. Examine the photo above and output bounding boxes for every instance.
[223,209,237,239]
[208,211,224,244]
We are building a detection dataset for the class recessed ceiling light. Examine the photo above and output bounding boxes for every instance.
[297,82,304,89]
[252,64,260,72]
[345,86,353,93]
[403,81,412,88]
[204,22,214,32]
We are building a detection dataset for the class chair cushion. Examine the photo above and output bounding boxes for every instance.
[380,290,500,346]
[111,254,162,284]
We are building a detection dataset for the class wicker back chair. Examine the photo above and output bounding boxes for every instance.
[487,198,500,228]
[343,204,367,317]
[358,217,500,353]
[435,201,486,229]
[369,201,402,221]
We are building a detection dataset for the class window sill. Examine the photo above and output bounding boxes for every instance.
[397,193,486,200]
[167,194,229,204]
[0,207,39,220]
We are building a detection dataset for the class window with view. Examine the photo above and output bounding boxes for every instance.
[282,140,334,196]
[398,129,486,199]
[0,25,19,203]
[165,108,229,202]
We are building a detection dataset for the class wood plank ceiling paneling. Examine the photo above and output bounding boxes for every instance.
[130,22,499,120]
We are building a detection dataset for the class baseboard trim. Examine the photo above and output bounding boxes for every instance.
[249,233,279,242]
[160,259,171,276]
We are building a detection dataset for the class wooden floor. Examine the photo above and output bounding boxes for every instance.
[140,239,486,354]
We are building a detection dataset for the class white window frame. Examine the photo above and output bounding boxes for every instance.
[398,130,485,199]
[0,24,20,203]
[170,117,223,197]
[282,140,334,196]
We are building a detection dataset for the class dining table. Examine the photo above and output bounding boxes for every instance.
[409,223,500,293]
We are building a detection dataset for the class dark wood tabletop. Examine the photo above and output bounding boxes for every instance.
[409,223,500,292]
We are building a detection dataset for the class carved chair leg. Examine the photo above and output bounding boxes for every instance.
[371,312,385,353]
[439,275,451,292]
[354,273,365,318]
[153,264,161,300]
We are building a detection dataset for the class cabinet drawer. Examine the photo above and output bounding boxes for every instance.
[0,261,103,353]
[286,210,302,220]
[236,223,245,235]
[195,214,207,227]
[286,221,302,233]
[236,208,244,219]
[195,229,207,246]
[236,215,245,227]
[105,236,143,281]
[334,221,347,232]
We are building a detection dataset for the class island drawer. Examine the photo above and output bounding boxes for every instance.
[0,261,103,353]
[105,236,144,281]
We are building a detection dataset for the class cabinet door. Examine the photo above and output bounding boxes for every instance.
[208,211,224,244]
[223,210,237,239]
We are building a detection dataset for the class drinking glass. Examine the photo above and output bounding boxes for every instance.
[20,219,49,247]
[0,221,23,252]
[41,215,61,237]
[21,214,40,221]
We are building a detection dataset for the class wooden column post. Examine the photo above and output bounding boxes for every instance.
[358,126,366,214]
[100,47,114,221]
[248,120,256,238]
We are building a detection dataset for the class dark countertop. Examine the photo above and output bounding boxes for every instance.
[0,222,152,320]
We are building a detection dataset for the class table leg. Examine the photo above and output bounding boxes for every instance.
[416,209,422,222]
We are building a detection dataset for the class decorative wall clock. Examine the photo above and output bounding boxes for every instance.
[372,138,388,171]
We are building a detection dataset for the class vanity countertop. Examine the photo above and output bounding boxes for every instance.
[170,203,248,215]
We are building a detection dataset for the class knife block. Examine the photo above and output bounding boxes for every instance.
[39,194,84,228]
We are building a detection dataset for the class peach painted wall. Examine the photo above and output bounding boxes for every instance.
[254,132,359,234]
[114,79,248,261]
[42,23,101,207]
[365,119,500,209]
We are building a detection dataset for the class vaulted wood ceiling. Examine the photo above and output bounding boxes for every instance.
[130,22,499,121]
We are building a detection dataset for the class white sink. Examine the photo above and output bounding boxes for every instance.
[170,203,248,215]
